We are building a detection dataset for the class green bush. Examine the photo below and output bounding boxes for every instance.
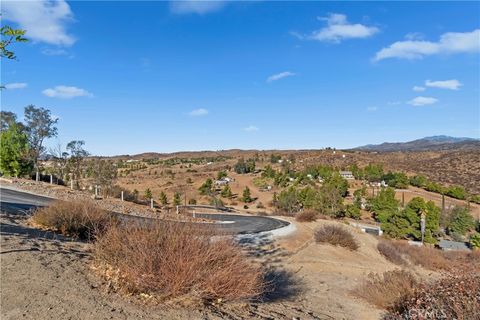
[469,233,480,249]
[346,204,361,219]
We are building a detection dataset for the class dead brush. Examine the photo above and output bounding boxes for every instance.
[377,240,408,266]
[385,270,480,320]
[32,200,114,240]
[295,210,317,222]
[314,224,359,251]
[353,270,418,310]
[377,239,449,271]
[93,221,264,304]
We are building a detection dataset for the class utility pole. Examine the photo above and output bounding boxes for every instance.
[402,192,405,208]
[420,211,426,244]
[441,193,445,213]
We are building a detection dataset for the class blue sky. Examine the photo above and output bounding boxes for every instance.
[2,1,479,156]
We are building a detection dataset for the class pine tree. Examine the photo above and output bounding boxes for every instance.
[159,191,168,205]
[173,192,182,206]
[144,188,152,199]
[242,186,252,203]
[220,185,232,198]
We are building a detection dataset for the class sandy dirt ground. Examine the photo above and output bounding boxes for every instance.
[0,204,405,320]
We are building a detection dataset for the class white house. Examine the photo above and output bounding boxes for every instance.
[339,171,354,180]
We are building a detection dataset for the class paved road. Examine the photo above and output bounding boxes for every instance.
[0,186,289,234]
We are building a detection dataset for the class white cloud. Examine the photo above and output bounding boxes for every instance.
[267,71,295,83]
[42,85,92,99]
[413,86,426,92]
[407,96,438,106]
[366,106,378,112]
[188,108,209,117]
[374,29,480,61]
[405,32,424,41]
[41,48,68,56]
[304,13,379,43]
[2,0,76,46]
[243,125,259,132]
[5,82,28,90]
[170,1,226,15]
[425,79,462,90]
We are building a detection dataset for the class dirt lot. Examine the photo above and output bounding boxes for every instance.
[0,204,419,320]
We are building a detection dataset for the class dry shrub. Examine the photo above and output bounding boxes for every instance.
[314,224,359,250]
[377,239,449,271]
[385,271,480,320]
[443,249,480,269]
[32,200,113,240]
[93,221,264,304]
[353,270,417,310]
[295,210,317,222]
[377,240,407,266]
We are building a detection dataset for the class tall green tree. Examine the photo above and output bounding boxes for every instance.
[0,111,24,132]
[66,140,89,184]
[0,123,32,176]
[24,105,58,177]
[370,187,400,223]
[444,206,476,236]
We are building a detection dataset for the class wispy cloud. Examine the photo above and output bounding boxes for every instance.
[170,1,226,15]
[42,85,93,99]
[387,101,402,106]
[267,71,295,83]
[188,108,209,117]
[374,29,480,61]
[425,79,462,90]
[366,106,378,112]
[413,86,426,92]
[407,96,438,106]
[2,0,76,46]
[41,48,69,56]
[243,125,259,132]
[5,82,28,90]
[294,13,379,43]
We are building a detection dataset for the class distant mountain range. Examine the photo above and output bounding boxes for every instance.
[354,135,480,152]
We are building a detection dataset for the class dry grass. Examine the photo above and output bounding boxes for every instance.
[295,210,317,222]
[385,271,480,320]
[377,239,449,270]
[93,221,264,304]
[353,270,417,310]
[314,224,359,251]
[32,200,113,240]
[377,240,407,266]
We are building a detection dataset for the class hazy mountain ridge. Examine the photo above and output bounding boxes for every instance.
[354,136,480,152]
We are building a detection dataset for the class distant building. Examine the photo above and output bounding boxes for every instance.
[437,240,470,251]
[215,179,228,186]
[339,171,354,180]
